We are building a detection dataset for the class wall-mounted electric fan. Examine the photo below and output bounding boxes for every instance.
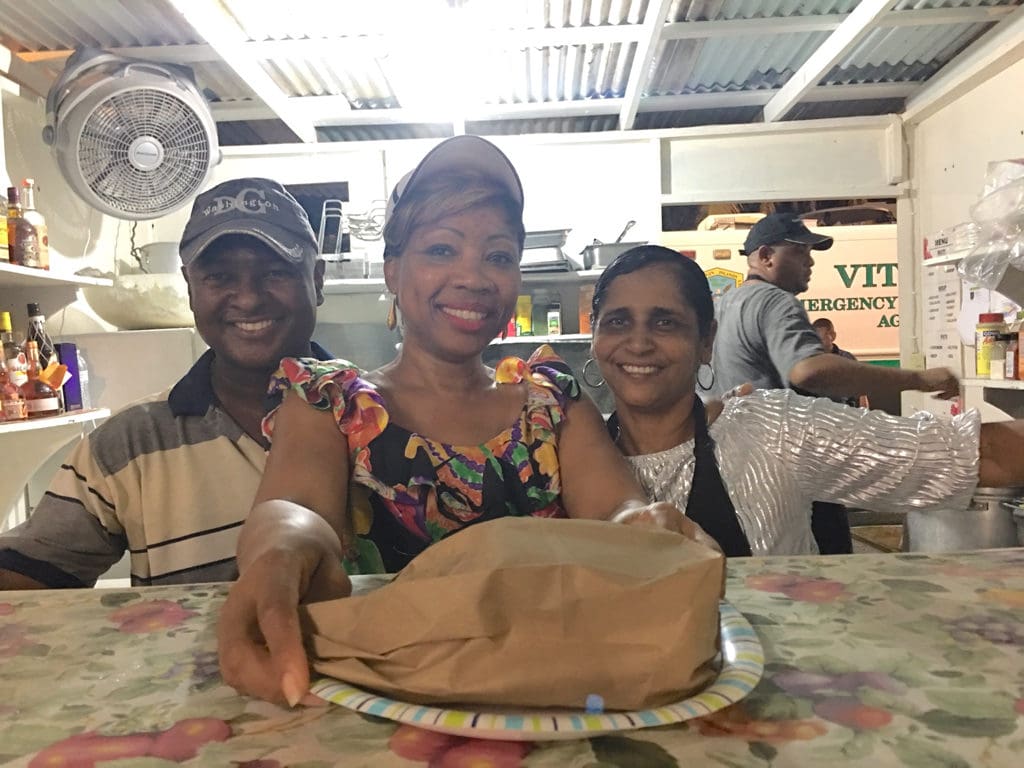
[42,47,221,219]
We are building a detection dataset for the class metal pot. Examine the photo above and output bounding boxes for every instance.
[904,487,1024,552]
[580,241,648,269]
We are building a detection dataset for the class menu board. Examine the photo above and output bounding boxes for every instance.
[922,263,963,374]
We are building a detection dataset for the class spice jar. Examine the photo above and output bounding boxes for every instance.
[976,312,1006,377]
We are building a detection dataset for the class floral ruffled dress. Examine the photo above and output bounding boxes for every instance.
[264,346,581,573]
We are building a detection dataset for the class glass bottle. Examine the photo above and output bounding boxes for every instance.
[0,356,27,421]
[6,186,41,268]
[77,347,92,410]
[20,179,49,270]
[26,302,56,367]
[19,340,61,418]
[0,310,27,388]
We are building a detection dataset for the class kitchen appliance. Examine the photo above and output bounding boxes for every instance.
[522,229,572,272]
[42,47,220,219]
[904,487,1023,552]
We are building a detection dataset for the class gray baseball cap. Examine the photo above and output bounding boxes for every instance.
[385,135,524,224]
[179,177,318,267]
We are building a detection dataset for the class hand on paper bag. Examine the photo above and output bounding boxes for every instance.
[611,502,723,555]
[218,501,351,708]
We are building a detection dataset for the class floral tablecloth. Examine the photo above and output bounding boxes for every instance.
[3,550,1024,767]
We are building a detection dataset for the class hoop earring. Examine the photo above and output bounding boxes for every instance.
[386,296,398,331]
[582,358,605,388]
[696,364,715,392]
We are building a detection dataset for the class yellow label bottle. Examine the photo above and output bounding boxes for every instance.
[514,295,533,336]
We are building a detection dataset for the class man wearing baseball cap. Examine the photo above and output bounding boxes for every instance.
[710,212,958,553]
[0,178,335,589]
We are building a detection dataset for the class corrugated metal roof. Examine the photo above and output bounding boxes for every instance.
[0,0,1019,142]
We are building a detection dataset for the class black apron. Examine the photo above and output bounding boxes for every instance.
[609,398,752,557]
[737,274,853,555]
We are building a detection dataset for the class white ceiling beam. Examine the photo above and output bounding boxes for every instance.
[619,0,675,131]
[883,5,1015,28]
[641,82,919,112]
[800,81,918,102]
[662,5,1014,40]
[18,25,645,67]
[167,0,318,142]
[213,96,628,125]
[18,4,1014,68]
[663,14,847,39]
[0,42,52,97]
[763,0,900,123]
[211,83,917,126]
[903,3,1024,125]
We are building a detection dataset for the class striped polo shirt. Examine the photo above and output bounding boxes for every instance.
[0,343,332,587]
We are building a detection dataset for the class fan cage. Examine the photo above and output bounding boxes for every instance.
[73,87,213,216]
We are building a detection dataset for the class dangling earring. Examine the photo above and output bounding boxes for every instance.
[696,364,716,392]
[386,296,398,331]
[582,358,605,388]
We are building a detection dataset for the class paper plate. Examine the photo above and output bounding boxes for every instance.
[310,601,763,741]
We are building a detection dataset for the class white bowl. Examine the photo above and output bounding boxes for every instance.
[83,273,194,330]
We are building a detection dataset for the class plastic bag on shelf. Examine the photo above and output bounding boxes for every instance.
[957,159,1024,304]
[958,236,1024,305]
[970,177,1024,236]
[983,159,1024,198]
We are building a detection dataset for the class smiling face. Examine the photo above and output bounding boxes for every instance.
[384,202,522,362]
[183,235,324,373]
[592,262,714,414]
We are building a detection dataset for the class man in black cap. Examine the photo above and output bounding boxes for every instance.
[0,178,335,589]
[710,213,958,553]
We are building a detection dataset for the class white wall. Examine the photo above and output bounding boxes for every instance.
[905,56,1024,418]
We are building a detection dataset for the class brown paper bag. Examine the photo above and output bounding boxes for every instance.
[302,517,724,711]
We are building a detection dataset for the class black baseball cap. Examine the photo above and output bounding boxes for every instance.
[179,177,318,267]
[740,213,834,256]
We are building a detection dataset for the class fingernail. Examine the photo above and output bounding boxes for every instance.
[281,672,304,708]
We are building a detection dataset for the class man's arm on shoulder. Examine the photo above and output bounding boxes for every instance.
[789,354,959,401]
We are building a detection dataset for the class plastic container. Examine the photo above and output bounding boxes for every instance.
[532,290,556,337]
[547,303,562,335]
[514,295,532,336]
[578,284,595,335]
[976,312,1006,377]
[990,335,1008,380]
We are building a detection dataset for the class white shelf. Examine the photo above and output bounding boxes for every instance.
[0,408,111,435]
[323,277,386,295]
[522,269,605,284]
[961,378,1024,390]
[491,333,591,345]
[0,262,113,288]
[322,270,606,296]
[0,408,110,524]
[923,249,971,267]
